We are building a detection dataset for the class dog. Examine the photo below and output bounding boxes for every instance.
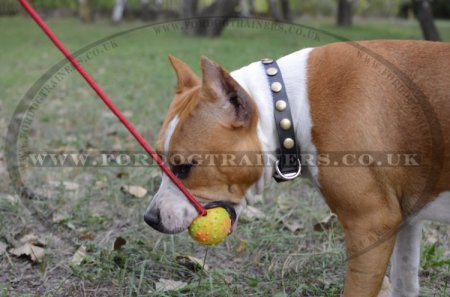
[144,40,450,297]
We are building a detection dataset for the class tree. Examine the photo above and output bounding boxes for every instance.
[412,0,441,41]
[337,0,353,27]
[112,0,161,23]
[267,0,291,21]
[239,0,255,17]
[181,0,239,37]
[181,0,199,35]
[78,0,93,23]
[280,0,291,21]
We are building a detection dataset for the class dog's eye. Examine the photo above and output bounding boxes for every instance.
[172,164,193,179]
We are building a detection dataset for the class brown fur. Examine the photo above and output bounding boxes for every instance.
[308,40,450,296]
[157,56,263,204]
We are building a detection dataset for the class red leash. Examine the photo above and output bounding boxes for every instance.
[19,0,207,216]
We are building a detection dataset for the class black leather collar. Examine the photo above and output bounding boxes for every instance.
[261,58,302,182]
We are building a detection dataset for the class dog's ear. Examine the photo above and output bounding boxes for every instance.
[168,55,200,93]
[201,56,254,128]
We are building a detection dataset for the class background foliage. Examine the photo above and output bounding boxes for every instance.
[2,0,450,19]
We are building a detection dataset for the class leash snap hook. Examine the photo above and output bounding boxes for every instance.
[274,159,301,180]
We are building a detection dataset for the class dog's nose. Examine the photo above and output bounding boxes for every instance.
[144,208,161,229]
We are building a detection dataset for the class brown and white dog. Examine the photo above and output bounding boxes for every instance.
[144,40,450,297]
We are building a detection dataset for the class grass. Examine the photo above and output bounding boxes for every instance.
[0,15,450,296]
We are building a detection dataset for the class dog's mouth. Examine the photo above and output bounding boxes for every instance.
[204,201,238,233]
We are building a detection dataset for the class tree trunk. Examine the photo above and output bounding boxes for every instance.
[79,0,93,23]
[112,0,126,23]
[182,0,238,37]
[337,0,353,27]
[240,0,254,17]
[280,0,291,21]
[268,0,283,21]
[140,0,150,21]
[197,0,239,37]
[181,0,199,34]
[412,0,441,41]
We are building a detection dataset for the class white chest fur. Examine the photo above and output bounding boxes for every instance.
[231,48,320,187]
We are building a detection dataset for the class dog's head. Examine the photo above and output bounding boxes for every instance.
[144,56,264,234]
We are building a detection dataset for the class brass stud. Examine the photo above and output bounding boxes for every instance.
[266,67,278,76]
[283,138,295,149]
[275,100,287,111]
[280,118,291,130]
[262,58,273,64]
[271,82,282,92]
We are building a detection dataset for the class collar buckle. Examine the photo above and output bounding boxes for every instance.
[274,159,302,180]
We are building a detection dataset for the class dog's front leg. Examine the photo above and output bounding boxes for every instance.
[341,206,401,297]
[319,167,403,296]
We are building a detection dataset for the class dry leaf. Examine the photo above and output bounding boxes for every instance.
[235,239,247,254]
[282,219,304,233]
[52,212,69,223]
[120,185,147,198]
[276,193,294,211]
[0,241,7,255]
[113,237,127,251]
[155,278,187,292]
[11,243,45,262]
[79,234,96,240]
[19,233,46,247]
[0,194,18,204]
[176,255,208,272]
[70,245,87,266]
[116,172,129,179]
[425,229,439,245]
[123,110,133,118]
[148,169,161,179]
[49,181,79,191]
[94,180,107,189]
[314,213,337,232]
[239,206,266,223]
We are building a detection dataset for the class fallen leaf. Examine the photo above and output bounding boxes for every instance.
[120,185,147,198]
[223,275,234,285]
[52,212,70,223]
[70,245,87,266]
[0,241,7,255]
[94,180,107,189]
[276,193,294,211]
[79,234,96,240]
[113,237,127,251]
[425,229,439,245]
[116,172,129,179]
[0,194,18,204]
[155,278,187,292]
[176,255,208,272]
[314,213,338,232]
[239,206,266,223]
[123,110,133,118]
[49,181,79,191]
[235,239,247,254]
[19,233,46,247]
[282,219,304,233]
[148,169,161,179]
[10,243,45,262]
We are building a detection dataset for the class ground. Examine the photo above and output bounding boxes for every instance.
[1,16,450,297]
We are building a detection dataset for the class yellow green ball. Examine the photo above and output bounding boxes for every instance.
[188,207,231,246]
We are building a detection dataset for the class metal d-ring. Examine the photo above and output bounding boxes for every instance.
[274,159,302,180]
